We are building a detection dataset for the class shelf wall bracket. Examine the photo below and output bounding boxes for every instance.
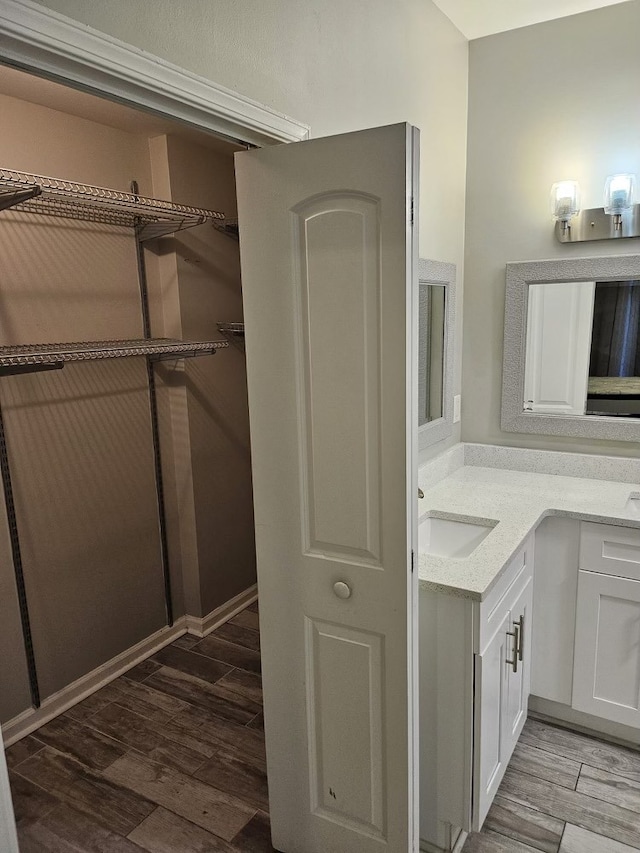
[0,405,41,709]
[133,201,174,628]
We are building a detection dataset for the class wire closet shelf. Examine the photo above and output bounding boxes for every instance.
[0,167,232,376]
[0,338,230,376]
[0,167,225,241]
[0,165,234,705]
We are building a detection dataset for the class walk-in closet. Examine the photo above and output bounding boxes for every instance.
[0,62,269,849]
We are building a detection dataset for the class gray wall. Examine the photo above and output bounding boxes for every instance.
[30,0,470,460]
[463,1,640,456]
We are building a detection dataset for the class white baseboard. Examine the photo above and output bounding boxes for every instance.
[420,828,467,853]
[452,830,468,853]
[529,696,640,748]
[2,582,258,746]
[2,617,188,746]
[184,584,258,638]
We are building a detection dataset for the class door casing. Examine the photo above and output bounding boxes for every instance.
[0,4,419,852]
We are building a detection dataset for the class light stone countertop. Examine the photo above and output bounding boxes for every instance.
[418,465,640,601]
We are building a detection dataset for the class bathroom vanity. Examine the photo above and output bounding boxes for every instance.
[417,446,640,852]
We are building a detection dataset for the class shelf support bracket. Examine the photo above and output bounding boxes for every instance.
[0,363,64,378]
[0,405,40,708]
[0,185,42,213]
[133,197,174,628]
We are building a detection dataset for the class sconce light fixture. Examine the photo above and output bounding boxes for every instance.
[551,181,580,234]
[553,173,640,243]
[604,173,636,230]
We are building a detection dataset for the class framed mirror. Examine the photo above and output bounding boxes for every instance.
[502,254,640,441]
[418,258,456,449]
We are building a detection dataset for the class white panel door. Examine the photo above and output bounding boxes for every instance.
[0,726,19,853]
[473,611,510,831]
[524,282,595,415]
[235,124,419,853]
[573,570,640,727]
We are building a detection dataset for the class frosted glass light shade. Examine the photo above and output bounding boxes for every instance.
[551,181,580,222]
[604,174,636,215]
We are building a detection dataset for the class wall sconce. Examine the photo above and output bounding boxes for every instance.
[604,173,636,231]
[551,181,580,234]
[554,173,640,243]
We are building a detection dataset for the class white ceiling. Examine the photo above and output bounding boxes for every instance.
[432,0,633,39]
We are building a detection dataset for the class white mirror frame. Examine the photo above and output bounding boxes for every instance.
[502,253,640,442]
[418,258,456,450]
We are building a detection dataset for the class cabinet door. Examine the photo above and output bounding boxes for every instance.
[503,576,533,756]
[473,611,510,831]
[573,570,640,727]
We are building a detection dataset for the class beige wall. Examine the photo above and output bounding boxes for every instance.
[0,0,471,718]
[31,0,470,456]
[153,134,256,616]
[168,137,255,614]
[0,94,167,715]
[463,1,640,456]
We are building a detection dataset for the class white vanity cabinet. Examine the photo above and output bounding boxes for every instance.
[572,522,640,728]
[419,535,534,850]
[532,518,640,734]
[473,542,533,829]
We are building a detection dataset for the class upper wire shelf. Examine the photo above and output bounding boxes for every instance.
[0,168,225,241]
[217,322,245,351]
[0,337,229,377]
[213,218,239,240]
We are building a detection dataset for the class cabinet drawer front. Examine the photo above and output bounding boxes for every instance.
[477,539,533,654]
[573,570,640,727]
[580,522,640,580]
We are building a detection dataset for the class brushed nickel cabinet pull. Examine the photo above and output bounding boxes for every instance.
[507,622,520,673]
[516,615,525,661]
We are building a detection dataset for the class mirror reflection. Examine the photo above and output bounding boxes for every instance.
[419,283,446,426]
[524,279,640,418]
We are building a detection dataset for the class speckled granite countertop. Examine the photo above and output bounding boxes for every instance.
[418,465,640,601]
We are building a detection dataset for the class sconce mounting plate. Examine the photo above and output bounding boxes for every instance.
[556,204,640,243]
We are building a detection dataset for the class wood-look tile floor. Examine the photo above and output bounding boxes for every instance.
[463,717,640,853]
[6,608,640,853]
[5,600,275,852]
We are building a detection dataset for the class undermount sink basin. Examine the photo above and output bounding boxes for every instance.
[419,515,495,559]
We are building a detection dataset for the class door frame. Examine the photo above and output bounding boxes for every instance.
[0,5,418,851]
[0,0,309,148]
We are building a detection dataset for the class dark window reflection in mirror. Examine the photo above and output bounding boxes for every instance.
[418,283,446,426]
[587,280,640,417]
[523,279,640,419]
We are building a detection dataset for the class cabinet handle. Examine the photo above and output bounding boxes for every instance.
[516,615,525,661]
[506,623,520,673]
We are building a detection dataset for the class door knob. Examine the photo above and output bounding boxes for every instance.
[333,581,352,600]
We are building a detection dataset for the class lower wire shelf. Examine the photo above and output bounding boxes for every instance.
[0,337,230,376]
